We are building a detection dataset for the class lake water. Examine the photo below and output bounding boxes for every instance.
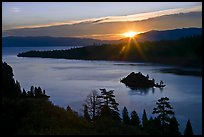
[2,46,202,135]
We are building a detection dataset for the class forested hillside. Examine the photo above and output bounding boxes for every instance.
[18,35,202,67]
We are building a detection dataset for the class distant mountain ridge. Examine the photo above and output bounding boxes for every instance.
[2,36,111,47]
[2,27,202,47]
[120,27,202,43]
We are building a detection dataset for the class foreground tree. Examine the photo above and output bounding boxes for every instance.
[168,116,180,135]
[130,110,140,127]
[144,116,161,135]
[99,88,120,121]
[2,62,22,98]
[184,119,193,135]
[21,89,27,97]
[84,90,101,120]
[122,106,130,125]
[152,97,175,134]
[142,109,148,129]
[83,105,91,121]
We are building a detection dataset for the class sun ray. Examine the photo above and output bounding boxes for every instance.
[119,33,147,61]
[131,37,147,60]
[123,31,138,38]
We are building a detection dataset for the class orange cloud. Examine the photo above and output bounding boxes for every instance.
[4,5,201,30]
[3,5,202,40]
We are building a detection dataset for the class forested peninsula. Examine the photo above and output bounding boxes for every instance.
[17,35,202,67]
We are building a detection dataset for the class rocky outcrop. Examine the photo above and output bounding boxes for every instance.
[120,72,165,89]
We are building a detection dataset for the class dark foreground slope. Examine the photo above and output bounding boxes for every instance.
[2,62,194,135]
[2,62,90,135]
[2,62,144,135]
[18,35,202,67]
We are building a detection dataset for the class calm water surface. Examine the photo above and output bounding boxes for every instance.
[2,47,202,135]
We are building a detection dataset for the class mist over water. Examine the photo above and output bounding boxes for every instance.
[2,47,202,135]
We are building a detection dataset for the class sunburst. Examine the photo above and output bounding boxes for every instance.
[123,31,138,38]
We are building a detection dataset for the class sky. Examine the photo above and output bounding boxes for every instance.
[2,2,202,40]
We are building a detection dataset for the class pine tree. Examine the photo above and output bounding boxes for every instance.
[130,110,140,127]
[122,106,130,125]
[152,97,175,134]
[30,86,34,93]
[153,117,162,132]
[66,105,72,112]
[168,116,180,135]
[83,105,91,121]
[27,86,34,97]
[99,88,120,121]
[184,119,193,135]
[15,80,22,96]
[84,90,101,120]
[21,89,27,97]
[28,86,34,97]
[142,109,148,129]
[146,116,155,134]
[35,87,43,97]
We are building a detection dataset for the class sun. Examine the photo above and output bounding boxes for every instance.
[123,31,137,38]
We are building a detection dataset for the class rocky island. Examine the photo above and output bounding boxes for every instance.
[120,72,165,89]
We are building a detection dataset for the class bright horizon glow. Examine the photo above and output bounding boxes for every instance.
[123,32,138,38]
[2,3,201,31]
[2,2,202,40]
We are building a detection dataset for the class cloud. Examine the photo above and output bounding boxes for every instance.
[10,7,21,13]
[5,5,201,30]
[93,5,202,23]
[90,18,110,24]
[3,18,109,30]
[3,6,202,40]
[72,33,121,40]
